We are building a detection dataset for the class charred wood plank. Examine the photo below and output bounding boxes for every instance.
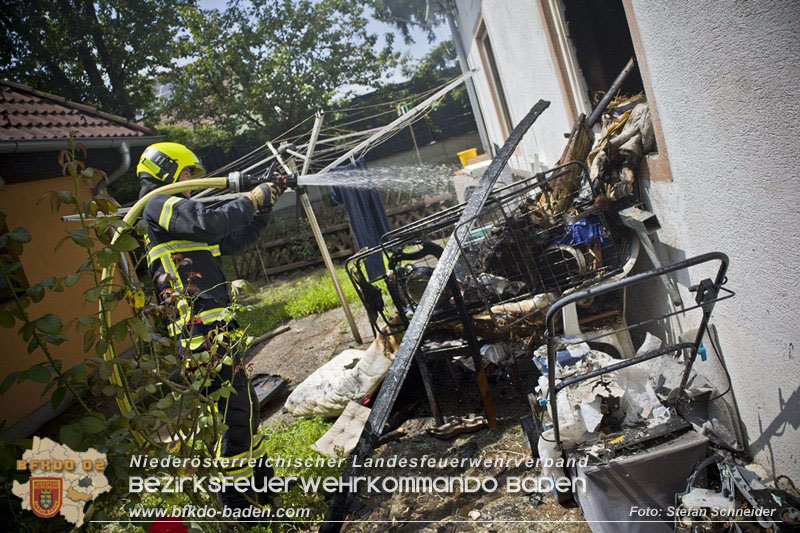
[320,100,550,532]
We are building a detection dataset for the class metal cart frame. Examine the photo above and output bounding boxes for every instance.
[541,252,735,461]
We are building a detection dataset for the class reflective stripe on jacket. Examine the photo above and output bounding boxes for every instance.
[142,193,271,336]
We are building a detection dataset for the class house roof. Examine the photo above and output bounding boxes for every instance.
[0,80,154,141]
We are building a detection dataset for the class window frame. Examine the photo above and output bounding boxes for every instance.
[477,21,515,138]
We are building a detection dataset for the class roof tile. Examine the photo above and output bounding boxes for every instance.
[0,80,153,141]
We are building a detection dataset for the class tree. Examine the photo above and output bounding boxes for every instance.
[371,0,446,44]
[0,0,192,118]
[163,0,398,140]
[403,40,459,87]
[323,38,471,146]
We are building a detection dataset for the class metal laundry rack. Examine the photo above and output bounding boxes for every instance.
[537,252,735,468]
[345,177,489,337]
[346,194,496,426]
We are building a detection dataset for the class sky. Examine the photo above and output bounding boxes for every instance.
[196,0,450,86]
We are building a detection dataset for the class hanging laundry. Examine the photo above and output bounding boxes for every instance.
[331,158,392,281]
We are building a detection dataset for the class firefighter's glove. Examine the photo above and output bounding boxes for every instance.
[248,182,280,212]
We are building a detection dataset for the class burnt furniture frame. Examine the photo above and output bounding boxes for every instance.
[540,252,734,468]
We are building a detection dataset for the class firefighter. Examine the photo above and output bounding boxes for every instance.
[137,142,280,511]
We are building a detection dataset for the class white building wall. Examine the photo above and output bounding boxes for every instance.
[454,0,800,481]
[627,0,800,480]
[454,0,574,170]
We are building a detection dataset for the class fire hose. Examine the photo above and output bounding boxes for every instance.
[99,168,295,445]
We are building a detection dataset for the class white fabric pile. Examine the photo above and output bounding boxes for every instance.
[285,334,399,418]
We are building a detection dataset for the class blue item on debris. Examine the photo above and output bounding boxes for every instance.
[556,216,608,246]
[533,337,589,373]
[698,343,707,362]
[534,350,580,373]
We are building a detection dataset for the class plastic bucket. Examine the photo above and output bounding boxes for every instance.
[457,148,478,167]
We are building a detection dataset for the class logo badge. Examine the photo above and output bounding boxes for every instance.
[30,478,62,518]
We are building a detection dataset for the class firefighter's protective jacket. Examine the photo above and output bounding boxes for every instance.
[142,194,270,339]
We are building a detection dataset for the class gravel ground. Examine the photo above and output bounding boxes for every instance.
[245,302,374,425]
[342,413,589,533]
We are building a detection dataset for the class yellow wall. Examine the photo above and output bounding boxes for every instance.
[0,176,134,429]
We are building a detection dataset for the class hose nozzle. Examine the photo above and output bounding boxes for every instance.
[227,171,297,193]
[228,144,299,193]
[271,173,297,192]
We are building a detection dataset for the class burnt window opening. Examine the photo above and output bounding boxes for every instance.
[479,27,514,135]
[561,0,645,106]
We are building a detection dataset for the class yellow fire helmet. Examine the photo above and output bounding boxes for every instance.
[136,142,205,184]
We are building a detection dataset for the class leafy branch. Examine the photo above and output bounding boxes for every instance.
[0,143,262,524]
